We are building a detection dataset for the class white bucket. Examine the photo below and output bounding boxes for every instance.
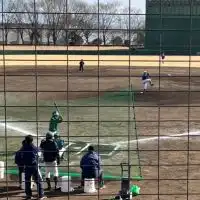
[21,173,34,190]
[61,176,74,193]
[0,161,4,179]
[84,178,96,193]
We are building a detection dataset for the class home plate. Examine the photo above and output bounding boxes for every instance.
[73,147,82,150]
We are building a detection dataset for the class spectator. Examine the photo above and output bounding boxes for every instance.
[40,132,60,191]
[80,146,105,189]
[20,135,46,200]
[15,140,26,189]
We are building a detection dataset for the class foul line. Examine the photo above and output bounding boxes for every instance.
[0,122,37,136]
[75,143,90,155]
[114,131,200,145]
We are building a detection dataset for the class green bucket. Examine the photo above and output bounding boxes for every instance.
[130,185,140,196]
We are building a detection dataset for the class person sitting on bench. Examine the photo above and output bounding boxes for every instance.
[80,145,105,189]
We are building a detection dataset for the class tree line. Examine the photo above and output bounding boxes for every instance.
[1,0,145,46]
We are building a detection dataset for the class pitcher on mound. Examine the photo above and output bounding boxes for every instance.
[141,70,154,93]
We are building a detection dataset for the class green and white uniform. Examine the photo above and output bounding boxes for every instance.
[49,111,63,135]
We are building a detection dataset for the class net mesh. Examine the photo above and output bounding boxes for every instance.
[0,0,199,199]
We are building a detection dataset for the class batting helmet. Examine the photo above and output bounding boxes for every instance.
[46,132,53,139]
[52,111,59,116]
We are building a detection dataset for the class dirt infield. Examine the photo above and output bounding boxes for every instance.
[1,65,200,200]
[1,55,200,67]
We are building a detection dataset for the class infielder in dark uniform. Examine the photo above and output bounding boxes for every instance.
[79,59,85,72]
[161,52,165,64]
[20,135,46,200]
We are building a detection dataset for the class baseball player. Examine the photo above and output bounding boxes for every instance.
[161,52,165,64]
[49,111,63,137]
[40,132,60,191]
[79,59,85,72]
[141,70,154,93]
[54,133,65,160]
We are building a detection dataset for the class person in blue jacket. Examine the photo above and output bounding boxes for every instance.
[20,135,46,200]
[80,146,105,189]
[141,70,154,93]
[15,140,26,189]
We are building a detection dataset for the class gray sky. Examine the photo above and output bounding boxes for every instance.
[86,0,146,13]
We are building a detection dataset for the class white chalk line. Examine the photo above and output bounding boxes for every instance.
[0,122,37,136]
[1,121,200,155]
[114,131,200,146]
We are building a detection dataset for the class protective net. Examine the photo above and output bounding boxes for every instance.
[1,0,199,199]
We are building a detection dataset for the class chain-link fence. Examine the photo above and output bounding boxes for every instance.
[0,0,199,199]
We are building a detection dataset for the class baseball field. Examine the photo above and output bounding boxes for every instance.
[0,52,200,200]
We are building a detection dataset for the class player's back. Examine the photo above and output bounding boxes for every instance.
[41,139,59,162]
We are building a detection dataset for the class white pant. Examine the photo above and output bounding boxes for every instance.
[59,147,66,158]
[45,161,59,178]
[143,79,151,90]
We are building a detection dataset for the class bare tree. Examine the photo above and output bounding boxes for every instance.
[12,0,28,44]
[39,0,67,45]
[118,7,145,45]
[99,1,120,45]
[111,36,123,45]
[91,38,102,45]
[136,31,145,46]
[69,0,96,44]
[2,0,15,44]
[22,1,42,44]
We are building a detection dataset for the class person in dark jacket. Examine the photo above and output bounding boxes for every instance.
[15,140,26,189]
[80,146,105,189]
[20,135,46,200]
[40,132,60,190]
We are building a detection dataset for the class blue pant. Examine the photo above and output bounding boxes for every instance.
[25,165,44,198]
[18,166,24,186]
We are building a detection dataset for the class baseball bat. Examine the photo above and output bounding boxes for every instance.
[54,102,60,114]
